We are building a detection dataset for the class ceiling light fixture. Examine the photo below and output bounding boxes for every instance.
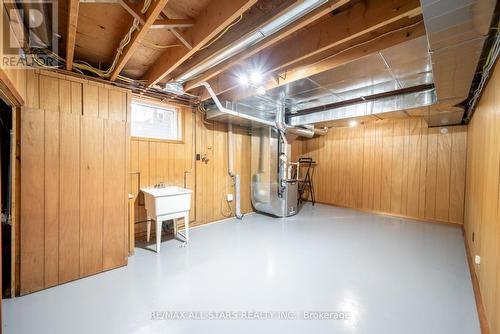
[349,120,358,128]
[238,75,249,86]
[175,0,329,83]
[250,71,263,84]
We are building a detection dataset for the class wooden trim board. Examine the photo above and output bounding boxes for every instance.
[0,68,24,107]
[463,227,491,334]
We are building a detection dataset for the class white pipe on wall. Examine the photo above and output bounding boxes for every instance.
[228,122,234,177]
[227,122,243,219]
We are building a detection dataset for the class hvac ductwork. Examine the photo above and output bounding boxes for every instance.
[288,88,437,127]
[421,0,496,106]
[202,82,327,137]
[256,1,496,128]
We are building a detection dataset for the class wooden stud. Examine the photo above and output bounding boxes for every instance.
[66,0,80,71]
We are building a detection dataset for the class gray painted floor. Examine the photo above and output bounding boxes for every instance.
[3,204,479,334]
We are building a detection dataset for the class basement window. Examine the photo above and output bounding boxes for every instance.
[131,100,182,141]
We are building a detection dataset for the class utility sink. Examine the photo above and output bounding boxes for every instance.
[141,186,193,252]
[141,186,192,216]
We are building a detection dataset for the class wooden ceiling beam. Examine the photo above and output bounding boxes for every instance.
[118,0,146,25]
[179,0,351,91]
[65,0,80,71]
[151,18,195,29]
[188,0,421,95]
[109,0,170,81]
[215,17,426,102]
[142,0,259,87]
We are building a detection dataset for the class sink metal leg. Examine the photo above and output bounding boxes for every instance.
[173,218,178,236]
[184,213,189,244]
[146,217,151,242]
[173,212,189,246]
[155,219,161,253]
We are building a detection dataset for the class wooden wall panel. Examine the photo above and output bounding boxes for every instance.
[301,118,467,225]
[449,127,466,224]
[103,120,126,270]
[464,63,500,333]
[20,71,129,294]
[406,120,421,217]
[59,112,80,283]
[44,111,60,288]
[80,116,104,277]
[424,127,438,219]
[83,83,99,118]
[20,108,45,294]
[130,108,253,238]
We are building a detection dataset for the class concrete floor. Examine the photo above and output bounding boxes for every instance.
[3,204,479,334]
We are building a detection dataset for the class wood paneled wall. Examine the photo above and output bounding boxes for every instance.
[194,112,253,225]
[19,71,130,294]
[129,101,195,238]
[300,118,467,224]
[464,63,500,333]
[130,104,252,239]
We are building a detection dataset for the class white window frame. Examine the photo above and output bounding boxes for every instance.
[130,99,183,142]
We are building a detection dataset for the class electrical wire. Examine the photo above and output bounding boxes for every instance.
[31,48,146,84]
[141,40,183,49]
[200,14,243,51]
[51,0,154,79]
[466,19,500,119]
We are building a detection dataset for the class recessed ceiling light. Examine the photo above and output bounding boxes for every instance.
[349,120,358,127]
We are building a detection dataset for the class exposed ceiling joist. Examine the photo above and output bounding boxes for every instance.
[180,0,351,91]
[109,0,170,81]
[118,0,146,25]
[142,0,260,87]
[152,18,195,29]
[188,0,422,95]
[65,0,80,71]
[169,28,193,49]
[217,17,426,102]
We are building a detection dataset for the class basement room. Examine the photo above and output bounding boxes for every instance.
[1,0,500,333]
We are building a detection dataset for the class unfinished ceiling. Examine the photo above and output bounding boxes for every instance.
[48,0,497,125]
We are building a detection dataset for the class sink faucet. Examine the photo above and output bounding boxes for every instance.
[154,181,166,189]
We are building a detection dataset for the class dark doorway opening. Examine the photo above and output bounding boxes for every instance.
[0,98,12,297]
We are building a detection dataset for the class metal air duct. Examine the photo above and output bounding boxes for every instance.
[288,88,437,126]
[175,0,330,84]
[421,0,496,106]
